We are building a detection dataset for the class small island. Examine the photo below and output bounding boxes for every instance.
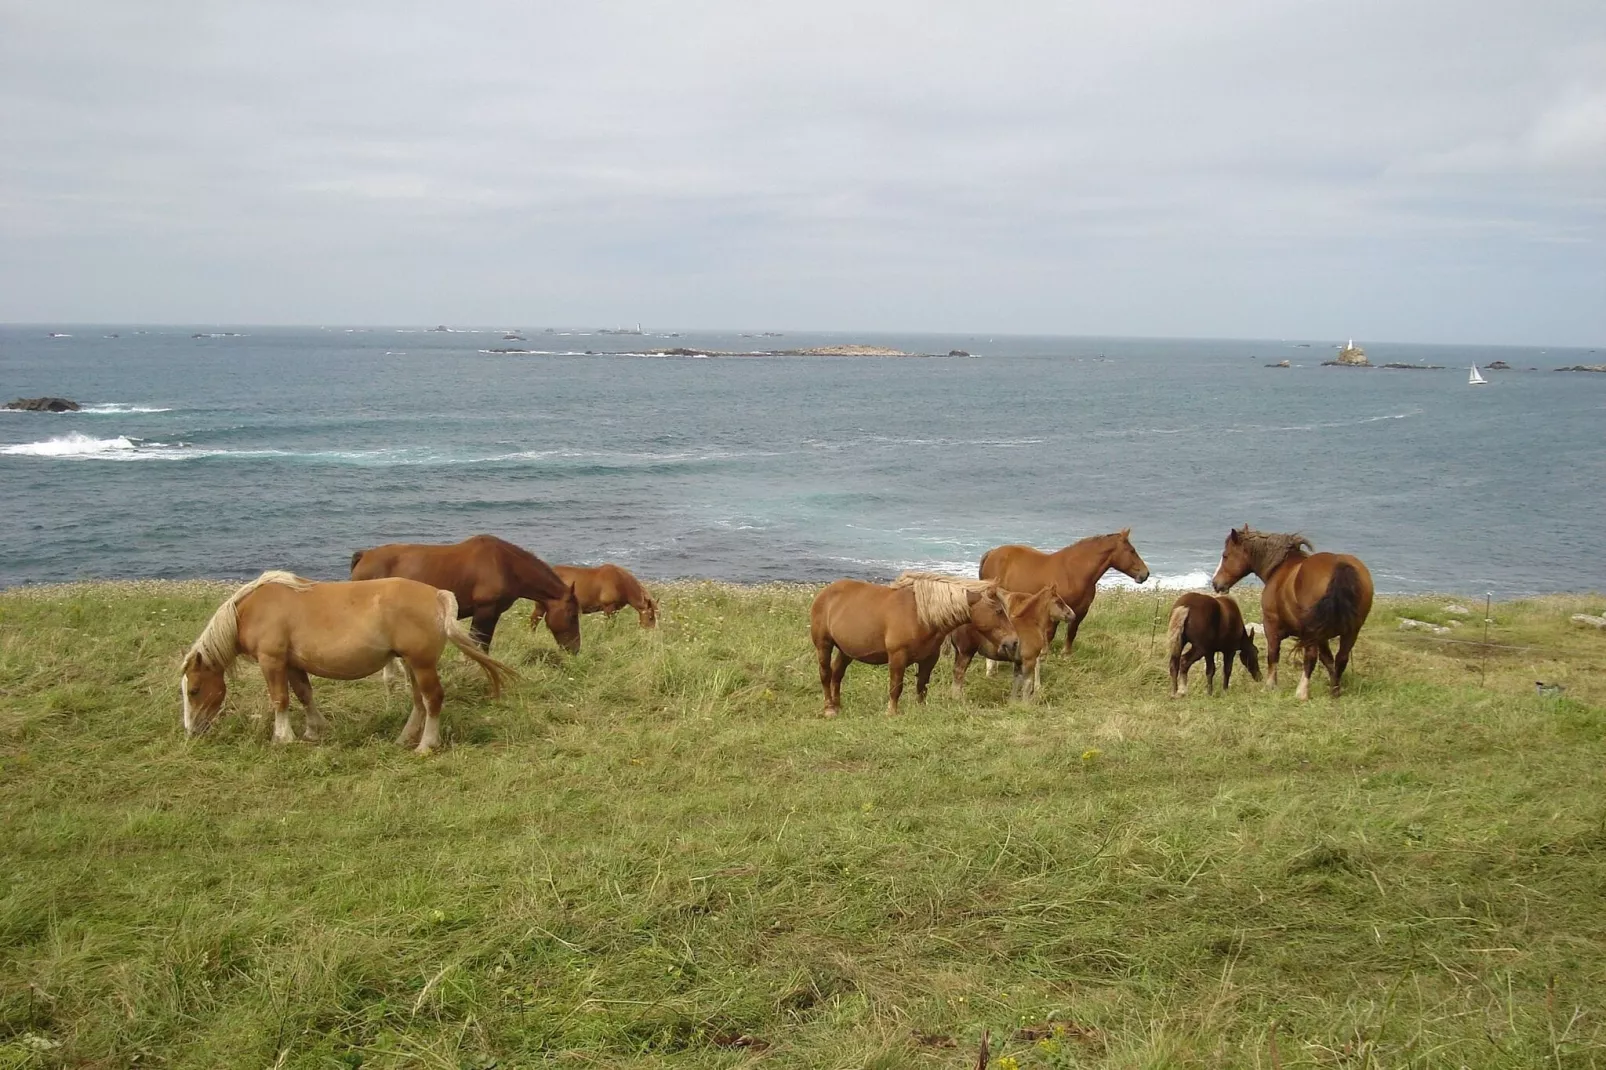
[1322,339,1372,367]
[1555,364,1606,373]
[647,344,918,358]
[5,396,79,412]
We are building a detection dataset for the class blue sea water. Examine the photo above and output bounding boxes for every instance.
[2,326,1602,595]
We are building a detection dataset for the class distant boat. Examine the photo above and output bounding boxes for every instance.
[1468,365,1487,386]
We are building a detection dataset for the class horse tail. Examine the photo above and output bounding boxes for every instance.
[1166,605,1189,660]
[1305,562,1363,638]
[436,589,518,698]
[977,548,993,580]
[349,549,366,575]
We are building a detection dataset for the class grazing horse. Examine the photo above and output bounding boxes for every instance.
[1166,592,1262,697]
[1210,525,1373,699]
[978,529,1151,656]
[180,572,515,753]
[531,563,658,629]
[350,534,581,653]
[949,586,1076,701]
[811,572,1019,717]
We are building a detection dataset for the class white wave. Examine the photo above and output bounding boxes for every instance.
[78,403,173,414]
[2,432,138,457]
[1099,569,1214,590]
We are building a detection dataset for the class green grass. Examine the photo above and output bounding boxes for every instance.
[2,580,1605,1068]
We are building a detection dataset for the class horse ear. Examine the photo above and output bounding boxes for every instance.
[1245,623,1260,640]
[1120,527,1130,538]
[1228,528,1241,543]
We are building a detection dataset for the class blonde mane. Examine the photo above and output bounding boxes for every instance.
[890,571,998,631]
[185,570,315,673]
[1239,529,1313,579]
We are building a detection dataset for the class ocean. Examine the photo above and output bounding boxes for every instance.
[2,326,1602,595]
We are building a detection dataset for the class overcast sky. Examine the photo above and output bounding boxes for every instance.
[2,2,1602,345]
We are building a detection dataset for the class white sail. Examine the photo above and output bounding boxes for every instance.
[1468,365,1487,385]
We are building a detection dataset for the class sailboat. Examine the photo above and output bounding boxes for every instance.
[1468,365,1487,386]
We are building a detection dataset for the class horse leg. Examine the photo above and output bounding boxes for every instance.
[1204,652,1217,696]
[469,607,501,652]
[951,645,973,699]
[287,667,327,741]
[886,650,908,717]
[830,650,851,715]
[397,663,426,748]
[1221,650,1235,693]
[261,658,296,744]
[1317,639,1340,696]
[1174,646,1198,697]
[1295,643,1318,701]
[1169,642,1186,697]
[1263,626,1282,688]
[1060,617,1083,657]
[816,637,839,718]
[409,662,446,754]
[1333,631,1357,696]
[915,653,939,705]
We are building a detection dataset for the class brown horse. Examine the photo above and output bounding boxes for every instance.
[531,563,658,629]
[978,529,1150,656]
[949,585,1076,701]
[1166,592,1262,697]
[1210,525,1373,699]
[350,534,581,653]
[181,572,515,753]
[811,572,1019,717]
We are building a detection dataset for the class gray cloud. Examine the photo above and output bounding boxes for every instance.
[2,0,1602,343]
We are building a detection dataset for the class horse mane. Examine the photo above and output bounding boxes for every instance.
[1240,529,1313,579]
[890,571,997,631]
[185,570,314,673]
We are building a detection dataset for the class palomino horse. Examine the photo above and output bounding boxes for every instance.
[181,572,515,753]
[532,563,658,629]
[1210,525,1373,699]
[811,572,1019,717]
[350,534,581,653]
[949,586,1075,701]
[978,529,1150,656]
[1166,592,1262,697]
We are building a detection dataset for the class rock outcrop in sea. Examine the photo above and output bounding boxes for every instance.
[1555,364,1606,373]
[1323,340,1372,367]
[5,396,79,412]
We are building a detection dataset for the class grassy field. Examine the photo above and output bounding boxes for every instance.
[2,580,1605,1069]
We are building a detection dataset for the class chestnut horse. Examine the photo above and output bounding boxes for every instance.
[949,586,1075,701]
[978,529,1150,656]
[350,534,581,653]
[531,563,658,628]
[1210,526,1373,699]
[181,572,515,753]
[1166,592,1262,697]
[811,572,1019,717]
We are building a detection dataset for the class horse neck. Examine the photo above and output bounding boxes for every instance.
[503,545,566,601]
[1061,537,1119,581]
[1259,549,1307,585]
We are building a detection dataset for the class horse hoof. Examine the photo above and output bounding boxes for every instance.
[822,707,838,719]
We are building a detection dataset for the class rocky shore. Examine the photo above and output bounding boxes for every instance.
[5,396,79,412]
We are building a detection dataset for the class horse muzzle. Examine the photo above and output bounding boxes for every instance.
[998,638,1021,662]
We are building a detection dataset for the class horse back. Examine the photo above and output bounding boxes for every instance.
[237,578,447,676]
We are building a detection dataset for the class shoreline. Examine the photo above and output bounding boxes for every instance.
[3,576,1600,604]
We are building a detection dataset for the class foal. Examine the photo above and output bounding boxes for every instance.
[949,585,1076,701]
[1166,592,1262,697]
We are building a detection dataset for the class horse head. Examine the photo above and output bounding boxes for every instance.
[1212,525,1254,592]
[541,583,583,653]
[967,584,1020,662]
[640,594,660,629]
[1238,622,1265,681]
[1112,528,1151,584]
[180,650,229,736]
